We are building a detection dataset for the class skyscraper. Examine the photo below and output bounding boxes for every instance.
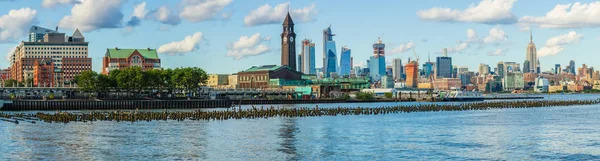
[392,58,403,81]
[526,30,538,73]
[569,60,576,74]
[339,46,351,76]
[436,56,452,78]
[323,25,337,77]
[497,62,505,78]
[555,64,561,75]
[281,12,296,71]
[405,61,418,88]
[478,63,490,75]
[523,60,530,73]
[300,39,316,74]
[369,38,386,82]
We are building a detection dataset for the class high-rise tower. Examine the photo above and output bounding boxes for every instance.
[323,25,337,77]
[526,30,538,73]
[281,12,296,71]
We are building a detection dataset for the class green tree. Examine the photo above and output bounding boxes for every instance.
[96,74,113,97]
[4,79,20,87]
[75,70,98,93]
[384,92,393,99]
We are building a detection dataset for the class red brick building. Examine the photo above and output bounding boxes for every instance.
[33,59,55,87]
[0,68,10,80]
[237,65,302,88]
[101,48,161,75]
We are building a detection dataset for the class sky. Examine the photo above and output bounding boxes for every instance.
[0,0,598,74]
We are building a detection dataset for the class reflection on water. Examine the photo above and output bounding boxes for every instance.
[1,94,600,160]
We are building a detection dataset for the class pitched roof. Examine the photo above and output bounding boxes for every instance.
[283,12,294,26]
[72,29,84,38]
[106,48,159,59]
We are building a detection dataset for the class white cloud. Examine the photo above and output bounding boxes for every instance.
[5,46,15,64]
[132,2,148,19]
[244,2,317,26]
[520,2,600,29]
[157,32,204,55]
[226,33,271,60]
[448,42,469,52]
[58,0,125,32]
[417,0,517,24]
[538,31,583,57]
[151,6,181,25]
[483,27,508,44]
[179,0,233,22]
[42,0,80,8]
[389,42,415,54]
[487,48,508,56]
[127,3,181,27]
[0,8,38,43]
[467,28,478,42]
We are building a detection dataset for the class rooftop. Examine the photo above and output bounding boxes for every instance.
[244,65,287,72]
[106,48,159,59]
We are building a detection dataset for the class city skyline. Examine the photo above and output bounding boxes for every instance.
[0,0,599,74]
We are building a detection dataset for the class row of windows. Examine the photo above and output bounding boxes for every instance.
[25,51,87,55]
[240,75,268,81]
[25,47,87,50]
[25,55,87,58]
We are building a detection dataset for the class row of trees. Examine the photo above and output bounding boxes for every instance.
[74,67,208,98]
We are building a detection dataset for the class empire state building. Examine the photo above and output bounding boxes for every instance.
[526,31,539,73]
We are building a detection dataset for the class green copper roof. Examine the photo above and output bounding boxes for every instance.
[106,48,159,59]
[244,65,286,72]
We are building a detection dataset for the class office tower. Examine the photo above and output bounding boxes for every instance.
[300,39,316,74]
[523,60,530,73]
[298,54,302,72]
[555,64,561,74]
[526,30,538,73]
[322,25,337,77]
[478,63,490,75]
[405,61,418,88]
[392,58,403,81]
[497,62,505,78]
[436,54,452,78]
[369,38,386,82]
[457,66,469,74]
[569,60,576,74]
[10,27,91,87]
[339,46,351,76]
[281,12,297,71]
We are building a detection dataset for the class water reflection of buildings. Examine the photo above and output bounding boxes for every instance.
[278,117,299,160]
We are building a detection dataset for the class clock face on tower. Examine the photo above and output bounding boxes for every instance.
[283,37,287,44]
[290,37,294,42]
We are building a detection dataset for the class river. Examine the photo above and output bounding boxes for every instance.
[1,94,600,160]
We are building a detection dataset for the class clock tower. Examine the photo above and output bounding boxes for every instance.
[281,12,296,71]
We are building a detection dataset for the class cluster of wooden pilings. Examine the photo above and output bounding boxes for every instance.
[2,99,596,123]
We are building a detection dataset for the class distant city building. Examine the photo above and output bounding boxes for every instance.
[534,76,549,93]
[228,74,238,88]
[435,54,452,78]
[392,58,403,81]
[503,62,520,73]
[523,60,531,73]
[434,78,462,90]
[300,39,316,74]
[323,25,337,77]
[457,66,469,75]
[459,72,473,86]
[339,46,352,76]
[281,12,297,71]
[555,64,561,75]
[10,27,91,86]
[503,72,525,91]
[423,60,434,79]
[369,38,386,83]
[405,61,419,88]
[381,75,394,88]
[497,62,505,78]
[478,63,490,76]
[207,74,229,87]
[101,48,161,75]
[526,31,539,73]
[569,60,576,74]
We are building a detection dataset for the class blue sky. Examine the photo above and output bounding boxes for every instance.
[0,0,598,74]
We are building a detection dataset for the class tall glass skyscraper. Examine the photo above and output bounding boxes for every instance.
[300,39,316,74]
[323,26,337,77]
[436,56,452,78]
[339,46,351,76]
[369,38,386,82]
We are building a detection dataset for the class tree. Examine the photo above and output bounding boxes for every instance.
[384,92,393,99]
[96,74,112,97]
[75,70,98,93]
[4,79,20,87]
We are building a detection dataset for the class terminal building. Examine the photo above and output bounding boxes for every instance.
[101,48,162,75]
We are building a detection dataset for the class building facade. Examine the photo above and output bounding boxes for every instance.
[300,39,316,74]
[405,61,418,88]
[207,74,229,87]
[281,13,297,71]
[478,63,490,76]
[392,58,403,81]
[555,64,561,75]
[526,31,539,73]
[339,46,351,76]
[436,56,452,78]
[503,72,525,91]
[323,26,336,77]
[369,38,386,83]
[497,62,505,78]
[101,48,161,75]
[33,59,55,87]
[237,65,302,89]
[10,27,91,86]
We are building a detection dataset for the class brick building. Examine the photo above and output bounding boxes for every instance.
[237,65,302,89]
[33,59,55,87]
[101,48,161,75]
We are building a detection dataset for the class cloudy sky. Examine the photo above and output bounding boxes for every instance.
[0,0,598,74]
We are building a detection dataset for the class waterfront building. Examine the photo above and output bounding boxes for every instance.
[101,48,161,75]
[281,12,297,71]
[523,60,530,73]
[503,72,525,91]
[10,27,91,86]
[369,38,386,83]
[478,63,490,76]
[237,65,302,89]
[497,62,505,78]
[392,58,403,81]
[339,46,351,76]
[300,39,316,74]
[435,52,452,78]
[228,74,238,88]
[381,75,394,88]
[526,31,539,73]
[323,26,337,77]
[555,64,561,75]
[534,76,550,93]
[207,74,229,87]
[405,60,418,88]
[434,78,462,90]
[33,59,54,87]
